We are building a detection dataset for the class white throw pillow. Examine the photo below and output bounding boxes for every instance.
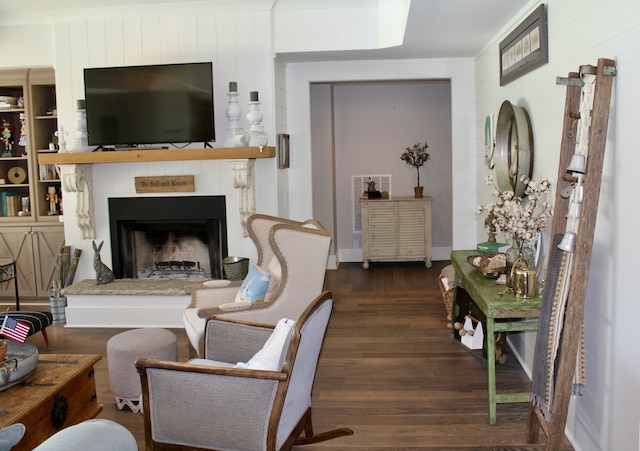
[236,318,295,371]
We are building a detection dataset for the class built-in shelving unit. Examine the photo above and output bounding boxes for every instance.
[0,67,64,298]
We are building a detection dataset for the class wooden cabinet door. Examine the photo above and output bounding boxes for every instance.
[32,226,65,297]
[0,227,37,299]
[367,202,397,258]
[0,225,64,300]
[397,201,426,257]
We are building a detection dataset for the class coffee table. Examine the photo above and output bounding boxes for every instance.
[0,354,102,450]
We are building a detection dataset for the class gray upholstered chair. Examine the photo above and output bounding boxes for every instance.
[137,291,352,450]
[183,214,332,357]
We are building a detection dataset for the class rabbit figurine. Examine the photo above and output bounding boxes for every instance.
[93,240,115,285]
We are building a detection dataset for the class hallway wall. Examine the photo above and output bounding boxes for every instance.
[310,81,453,262]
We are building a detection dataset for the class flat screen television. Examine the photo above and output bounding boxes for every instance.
[83,62,215,148]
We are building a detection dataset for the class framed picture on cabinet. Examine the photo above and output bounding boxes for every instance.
[499,4,548,86]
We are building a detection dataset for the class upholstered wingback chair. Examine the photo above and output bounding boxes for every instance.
[183,214,332,357]
[137,292,352,450]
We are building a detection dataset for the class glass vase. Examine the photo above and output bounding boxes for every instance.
[505,239,535,288]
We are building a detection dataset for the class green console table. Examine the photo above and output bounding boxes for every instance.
[451,250,542,425]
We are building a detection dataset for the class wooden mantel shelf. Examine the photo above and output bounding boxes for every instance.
[41,146,274,241]
[37,146,275,165]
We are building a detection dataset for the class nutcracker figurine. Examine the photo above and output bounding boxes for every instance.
[46,186,59,215]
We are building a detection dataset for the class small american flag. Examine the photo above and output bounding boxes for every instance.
[0,315,30,343]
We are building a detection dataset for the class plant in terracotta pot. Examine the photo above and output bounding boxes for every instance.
[401,141,430,197]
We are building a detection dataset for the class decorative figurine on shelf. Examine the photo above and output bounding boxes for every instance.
[93,240,115,285]
[2,118,14,156]
[18,113,27,149]
[46,186,59,215]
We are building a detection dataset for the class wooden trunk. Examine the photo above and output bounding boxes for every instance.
[0,354,102,450]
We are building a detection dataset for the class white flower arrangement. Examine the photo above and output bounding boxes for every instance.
[477,175,553,243]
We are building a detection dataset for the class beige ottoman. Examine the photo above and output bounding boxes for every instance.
[107,328,177,413]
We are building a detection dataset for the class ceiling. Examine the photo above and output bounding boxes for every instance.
[277,0,530,62]
[0,0,529,61]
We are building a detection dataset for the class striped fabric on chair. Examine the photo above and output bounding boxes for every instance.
[0,311,53,350]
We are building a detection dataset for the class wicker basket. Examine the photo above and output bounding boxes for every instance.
[223,256,249,281]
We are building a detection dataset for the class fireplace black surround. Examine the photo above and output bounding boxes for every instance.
[109,196,227,279]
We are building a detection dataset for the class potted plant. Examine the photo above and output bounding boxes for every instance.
[366,177,381,199]
[401,141,430,197]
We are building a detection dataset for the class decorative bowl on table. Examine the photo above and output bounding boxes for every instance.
[0,341,39,391]
[467,253,507,279]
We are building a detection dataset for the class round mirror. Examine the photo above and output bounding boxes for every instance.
[494,100,533,197]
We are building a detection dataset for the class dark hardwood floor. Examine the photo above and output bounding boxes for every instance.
[18,261,573,450]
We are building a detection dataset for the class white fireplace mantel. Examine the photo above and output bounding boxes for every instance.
[39,147,275,239]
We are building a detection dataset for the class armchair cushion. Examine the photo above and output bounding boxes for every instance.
[187,358,236,368]
[236,318,295,371]
[203,279,232,288]
[234,265,271,303]
[218,301,252,311]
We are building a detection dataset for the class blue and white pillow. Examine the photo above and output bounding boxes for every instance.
[234,265,271,303]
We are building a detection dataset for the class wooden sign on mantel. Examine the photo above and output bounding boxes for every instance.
[135,175,195,193]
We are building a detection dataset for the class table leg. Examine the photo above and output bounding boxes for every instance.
[486,316,497,424]
[13,261,19,311]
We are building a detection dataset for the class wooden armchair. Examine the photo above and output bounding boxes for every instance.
[137,292,353,450]
[183,214,331,357]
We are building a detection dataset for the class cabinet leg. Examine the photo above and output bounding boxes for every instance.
[425,258,432,268]
[362,260,369,269]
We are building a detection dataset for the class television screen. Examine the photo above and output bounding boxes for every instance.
[84,62,215,147]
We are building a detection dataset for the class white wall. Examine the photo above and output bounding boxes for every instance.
[309,84,336,263]
[6,4,281,282]
[309,80,453,262]
[1,24,54,68]
[475,0,639,450]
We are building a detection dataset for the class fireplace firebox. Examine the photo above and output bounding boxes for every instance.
[109,196,227,279]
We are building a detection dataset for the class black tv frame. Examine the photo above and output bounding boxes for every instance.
[83,62,215,150]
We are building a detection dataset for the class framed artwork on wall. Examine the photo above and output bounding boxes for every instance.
[499,4,548,86]
[277,133,290,169]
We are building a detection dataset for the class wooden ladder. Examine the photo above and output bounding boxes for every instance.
[526,58,616,449]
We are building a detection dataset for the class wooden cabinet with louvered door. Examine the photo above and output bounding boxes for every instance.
[361,197,432,269]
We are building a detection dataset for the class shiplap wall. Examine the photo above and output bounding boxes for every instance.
[46,7,279,282]
[476,1,639,450]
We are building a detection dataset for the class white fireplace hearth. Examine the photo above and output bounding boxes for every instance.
[62,278,206,328]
